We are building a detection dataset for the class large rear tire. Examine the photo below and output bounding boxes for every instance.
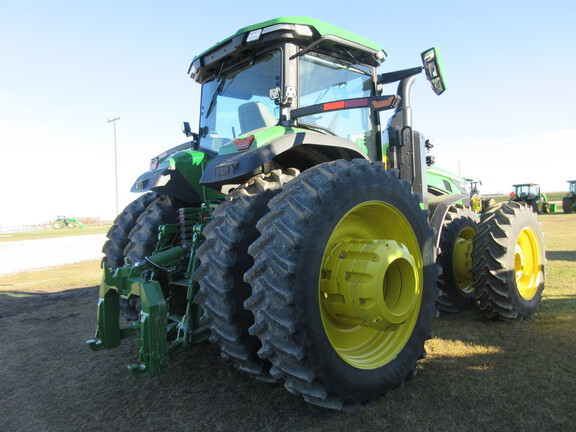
[244,160,436,410]
[120,194,184,320]
[471,202,545,320]
[101,192,159,268]
[436,205,479,312]
[195,169,298,382]
[563,196,573,213]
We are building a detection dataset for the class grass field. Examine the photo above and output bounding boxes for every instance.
[0,213,574,432]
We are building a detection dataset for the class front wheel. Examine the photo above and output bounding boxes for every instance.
[471,202,545,320]
[244,160,436,410]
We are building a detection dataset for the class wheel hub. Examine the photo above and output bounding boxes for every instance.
[317,200,424,369]
[514,227,542,300]
[452,227,475,293]
[320,239,419,331]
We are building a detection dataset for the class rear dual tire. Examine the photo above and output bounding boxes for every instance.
[102,192,159,268]
[194,169,298,381]
[102,193,183,320]
[244,160,436,410]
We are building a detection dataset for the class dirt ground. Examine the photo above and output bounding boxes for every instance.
[0,285,381,432]
[3,213,576,432]
[2,282,575,432]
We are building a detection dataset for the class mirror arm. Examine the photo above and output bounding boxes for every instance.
[377,66,422,85]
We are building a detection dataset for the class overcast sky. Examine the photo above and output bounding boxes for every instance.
[1,0,575,227]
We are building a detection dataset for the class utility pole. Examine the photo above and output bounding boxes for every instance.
[107,115,121,216]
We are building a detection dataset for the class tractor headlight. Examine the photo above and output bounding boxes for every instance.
[246,29,263,42]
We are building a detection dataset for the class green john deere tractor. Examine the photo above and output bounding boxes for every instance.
[562,180,576,213]
[463,177,495,213]
[88,17,546,410]
[52,215,85,229]
[510,183,551,213]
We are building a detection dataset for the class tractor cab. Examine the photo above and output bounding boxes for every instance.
[189,18,385,162]
[511,183,540,199]
[188,17,445,198]
[563,180,576,213]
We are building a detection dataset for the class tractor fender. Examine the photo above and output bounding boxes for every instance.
[130,148,223,203]
[428,193,470,250]
[131,167,203,204]
[199,131,367,190]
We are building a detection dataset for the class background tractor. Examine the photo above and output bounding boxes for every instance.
[88,17,546,410]
[509,183,552,213]
[562,180,576,213]
[463,177,495,213]
[52,215,85,229]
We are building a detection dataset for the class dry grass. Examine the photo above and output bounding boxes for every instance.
[0,214,574,432]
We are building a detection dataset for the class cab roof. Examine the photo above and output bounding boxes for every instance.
[189,17,386,83]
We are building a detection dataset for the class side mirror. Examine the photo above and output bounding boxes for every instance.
[182,121,193,137]
[421,47,447,95]
[182,121,200,150]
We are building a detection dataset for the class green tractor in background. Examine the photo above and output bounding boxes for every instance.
[509,183,552,214]
[88,17,546,410]
[463,177,495,213]
[563,180,576,213]
[52,215,85,229]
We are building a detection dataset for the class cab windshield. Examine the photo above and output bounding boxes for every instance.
[515,185,539,197]
[570,182,576,194]
[198,50,281,152]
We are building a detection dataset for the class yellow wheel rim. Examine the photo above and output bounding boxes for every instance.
[452,226,476,294]
[514,227,542,300]
[319,201,423,369]
[472,196,482,213]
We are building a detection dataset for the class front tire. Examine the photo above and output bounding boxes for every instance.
[471,202,545,320]
[244,160,436,410]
